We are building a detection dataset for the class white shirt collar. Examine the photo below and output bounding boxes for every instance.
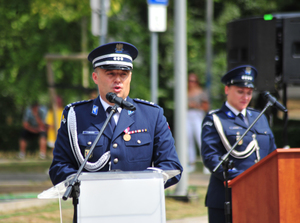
[99,95,122,125]
[99,95,122,113]
[99,96,110,112]
[225,101,247,117]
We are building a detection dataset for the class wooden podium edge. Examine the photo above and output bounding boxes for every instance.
[228,148,300,187]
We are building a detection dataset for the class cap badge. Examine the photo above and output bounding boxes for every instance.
[115,43,124,53]
[245,66,251,75]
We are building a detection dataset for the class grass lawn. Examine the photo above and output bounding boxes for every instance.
[0,152,208,222]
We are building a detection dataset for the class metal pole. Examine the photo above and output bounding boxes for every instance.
[174,0,188,196]
[81,16,89,88]
[206,0,213,103]
[100,0,107,45]
[151,32,158,104]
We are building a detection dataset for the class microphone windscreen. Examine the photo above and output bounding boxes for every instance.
[106,92,116,103]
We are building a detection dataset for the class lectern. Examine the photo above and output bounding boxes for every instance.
[228,148,300,223]
[39,170,180,223]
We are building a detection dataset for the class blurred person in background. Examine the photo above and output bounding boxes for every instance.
[187,72,210,173]
[18,101,48,159]
[46,96,64,150]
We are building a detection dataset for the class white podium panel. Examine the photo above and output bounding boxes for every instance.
[39,171,168,223]
[78,172,165,223]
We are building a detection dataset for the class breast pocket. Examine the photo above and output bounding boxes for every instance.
[255,128,271,152]
[224,128,243,145]
[224,128,253,151]
[124,133,153,162]
[77,133,107,161]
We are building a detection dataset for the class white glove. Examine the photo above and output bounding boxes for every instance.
[147,167,169,184]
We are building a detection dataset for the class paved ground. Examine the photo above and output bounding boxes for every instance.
[167,215,208,223]
[0,161,210,222]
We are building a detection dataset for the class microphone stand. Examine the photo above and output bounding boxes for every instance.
[213,100,275,223]
[282,84,289,147]
[62,104,119,223]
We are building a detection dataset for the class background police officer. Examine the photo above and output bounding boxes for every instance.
[49,41,183,188]
[201,65,277,223]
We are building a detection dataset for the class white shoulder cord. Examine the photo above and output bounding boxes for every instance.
[212,113,260,162]
[67,107,111,171]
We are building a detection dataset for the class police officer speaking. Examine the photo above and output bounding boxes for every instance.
[49,41,183,189]
[201,65,277,223]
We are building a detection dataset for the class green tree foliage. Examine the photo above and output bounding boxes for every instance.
[0,0,299,150]
[0,0,94,151]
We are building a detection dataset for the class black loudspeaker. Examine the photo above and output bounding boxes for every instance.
[282,16,300,84]
[227,13,300,92]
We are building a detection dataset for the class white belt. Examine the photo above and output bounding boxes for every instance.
[212,113,260,162]
[67,106,110,171]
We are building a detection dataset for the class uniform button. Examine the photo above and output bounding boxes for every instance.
[113,143,118,148]
[114,158,119,164]
[87,141,92,145]
[137,140,141,144]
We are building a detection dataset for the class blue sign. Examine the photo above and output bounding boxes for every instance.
[147,0,168,5]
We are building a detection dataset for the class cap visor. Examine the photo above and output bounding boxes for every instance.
[98,65,132,70]
[231,82,254,88]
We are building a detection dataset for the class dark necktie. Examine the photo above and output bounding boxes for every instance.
[106,107,117,131]
[238,113,248,126]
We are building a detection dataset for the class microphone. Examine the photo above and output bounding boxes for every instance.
[106,92,136,111]
[263,91,288,113]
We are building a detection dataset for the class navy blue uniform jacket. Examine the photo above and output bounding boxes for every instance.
[201,103,277,208]
[49,97,183,188]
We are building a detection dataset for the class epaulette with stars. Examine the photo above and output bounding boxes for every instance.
[133,98,159,107]
[208,109,220,115]
[65,99,93,110]
[246,107,260,116]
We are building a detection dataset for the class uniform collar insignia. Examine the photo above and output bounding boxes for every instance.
[128,110,134,115]
[226,111,235,118]
[92,105,98,116]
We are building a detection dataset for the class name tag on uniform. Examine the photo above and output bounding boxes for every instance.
[82,131,99,135]
[229,126,242,130]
